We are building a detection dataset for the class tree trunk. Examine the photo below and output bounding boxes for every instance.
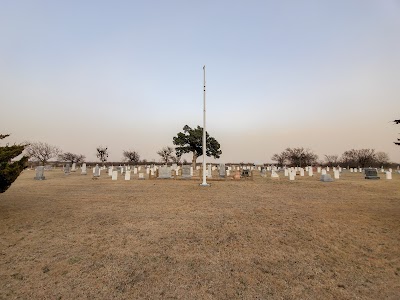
[192,153,197,170]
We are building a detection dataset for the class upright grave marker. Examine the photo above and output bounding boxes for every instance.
[34,166,45,180]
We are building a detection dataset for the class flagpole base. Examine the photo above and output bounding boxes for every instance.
[199,182,210,187]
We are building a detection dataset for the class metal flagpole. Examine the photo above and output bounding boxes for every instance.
[200,65,209,186]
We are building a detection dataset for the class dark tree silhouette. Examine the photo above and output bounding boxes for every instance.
[123,150,140,163]
[96,146,109,163]
[173,125,222,169]
[0,134,29,193]
[58,152,85,164]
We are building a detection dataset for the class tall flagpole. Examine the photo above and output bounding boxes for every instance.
[200,65,209,186]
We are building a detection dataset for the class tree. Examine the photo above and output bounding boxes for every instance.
[394,119,400,146]
[375,151,390,167]
[341,149,376,168]
[26,141,61,165]
[96,146,109,163]
[324,154,340,166]
[58,152,85,164]
[283,147,318,167]
[173,125,222,169]
[123,150,140,164]
[0,134,29,193]
[271,152,287,167]
[157,146,174,165]
[171,153,182,164]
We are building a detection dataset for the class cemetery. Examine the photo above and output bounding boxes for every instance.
[0,165,399,299]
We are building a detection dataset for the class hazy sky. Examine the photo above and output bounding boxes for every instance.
[1,0,399,163]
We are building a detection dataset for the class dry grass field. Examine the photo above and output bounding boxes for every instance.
[0,169,399,299]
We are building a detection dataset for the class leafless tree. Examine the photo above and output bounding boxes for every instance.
[58,152,85,164]
[157,146,174,164]
[341,149,376,168]
[324,154,340,166]
[271,152,287,167]
[123,150,140,163]
[26,142,61,165]
[375,152,390,167]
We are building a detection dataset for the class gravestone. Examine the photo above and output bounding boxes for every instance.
[34,166,45,180]
[271,170,279,179]
[171,164,178,170]
[219,164,226,178]
[299,168,304,176]
[138,173,145,180]
[182,165,192,179]
[158,166,172,179]
[284,169,288,176]
[385,171,392,180]
[108,167,113,176]
[320,174,334,182]
[81,163,87,175]
[64,163,71,175]
[125,171,131,180]
[317,167,321,173]
[289,171,295,181]
[364,168,380,179]
[94,165,101,177]
[333,170,340,179]
[112,171,118,180]
[321,169,327,175]
[71,163,76,172]
[308,168,313,176]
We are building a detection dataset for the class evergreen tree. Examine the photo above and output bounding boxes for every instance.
[0,134,29,193]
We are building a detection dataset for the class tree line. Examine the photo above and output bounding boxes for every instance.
[271,147,392,168]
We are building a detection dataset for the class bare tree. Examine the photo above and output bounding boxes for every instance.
[123,150,140,163]
[25,142,61,165]
[157,146,174,165]
[324,154,340,166]
[58,152,85,164]
[271,152,287,167]
[341,149,376,168]
[171,153,182,164]
[96,146,109,163]
[284,147,318,167]
[375,151,390,167]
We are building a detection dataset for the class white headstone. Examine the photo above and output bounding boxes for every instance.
[112,171,118,180]
[81,163,87,175]
[308,168,313,176]
[300,168,304,176]
[284,169,288,177]
[321,169,327,175]
[125,171,131,180]
[289,171,295,181]
[386,171,392,180]
[317,167,321,173]
[334,170,340,179]
[271,170,279,179]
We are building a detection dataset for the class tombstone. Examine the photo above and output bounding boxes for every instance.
[64,163,71,175]
[299,168,304,176]
[81,163,87,175]
[219,164,226,178]
[350,168,353,172]
[289,171,295,181]
[133,167,138,174]
[308,168,313,176]
[226,169,230,176]
[158,166,172,179]
[333,170,340,179]
[389,168,392,173]
[339,167,342,172]
[353,168,357,173]
[125,170,131,180]
[284,169,288,177]
[364,168,380,180]
[112,170,118,180]
[94,165,101,177]
[71,163,76,172]
[182,165,192,179]
[146,167,150,174]
[207,164,212,178]
[385,171,392,180]
[321,169,327,175]
[317,167,321,173]
[326,166,330,172]
[171,164,178,170]
[138,173,145,180]
[320,174,334,182]
[34,166,45,180]
[271,170,279,179]
[108,167,113,176]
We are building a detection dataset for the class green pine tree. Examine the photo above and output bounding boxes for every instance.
[0,134,29,193]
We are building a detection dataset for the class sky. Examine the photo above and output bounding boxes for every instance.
[1,0,399,163]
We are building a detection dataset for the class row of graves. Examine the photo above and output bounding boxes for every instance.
[34,162,399,182]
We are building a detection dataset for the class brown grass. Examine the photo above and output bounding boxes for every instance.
[0,169,399,299]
